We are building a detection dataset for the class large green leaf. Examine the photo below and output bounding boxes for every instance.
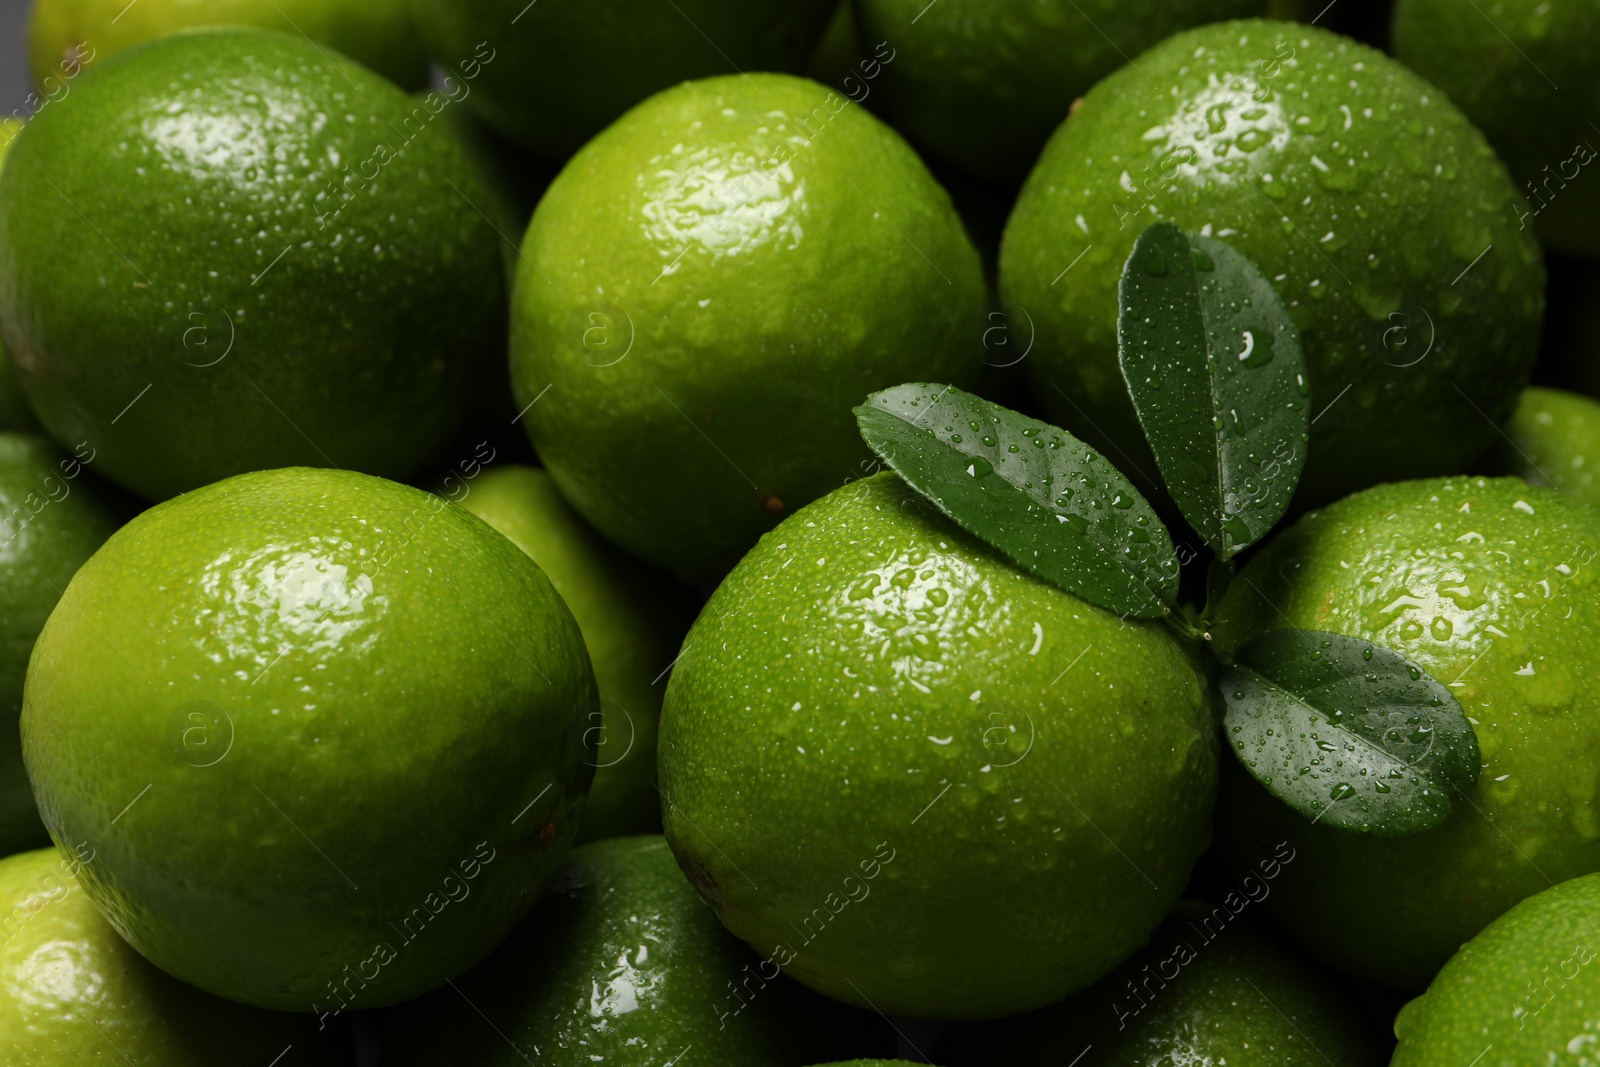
[1221,629,1481,836]
[1118,222,1309,559]
[855,383,1179,619]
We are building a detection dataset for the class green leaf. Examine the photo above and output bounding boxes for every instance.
[1118,222,1310,559]
[855,383,1179,619]
[1220,629,1481,836]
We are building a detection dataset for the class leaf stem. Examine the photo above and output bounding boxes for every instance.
[1163,609,1207,645]
[1201,556,1236,630]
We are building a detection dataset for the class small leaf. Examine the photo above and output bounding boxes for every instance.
[855,383,1179,619]
[1118,222,1310,559]
[1220,629,1480,836]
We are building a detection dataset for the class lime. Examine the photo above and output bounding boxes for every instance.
[0,29,506,502]
[410,0,835,160]
[512,74,987,581]
[0,121,37,435]
[853,0,1265,182]
[385,835,890,1065]
[21,467,596,1011]
[1000,20,1544,509]
[0,846,345,1065]
[1391,872,1600,1066]
[0,433,123,858]
[1393,0,1600,257]
[455,466,693,841]
[939,903,1385,1065]
[1488,386,1600,511]
[28,0,428,90]
[659,472,1217,1019]
[1214,476,1600,987]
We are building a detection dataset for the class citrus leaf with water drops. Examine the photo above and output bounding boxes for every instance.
[1220,629,1480,836]
[1118,222,1310,560]
[855,383,1179,619]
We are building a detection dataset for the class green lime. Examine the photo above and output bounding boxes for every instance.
[939,903,1385,1065]
[1487,386,1600,511]
[0,29,505,502]
[21,467,596,1011]
[1000,20,1543,509]
[0,846,345,1065]
[385,835,891,1065]
[28,0,428,90]
[854,0,1265,182]
[1214,476,1600,987]
[1391,872,1600,1066]
[411,0,835,160]
[659,472,1217,1019]
[0,121,37,435]
[512,74,987,581]
[455,466,693,841]
[1393,0,1600,257]
[0,433,123,858]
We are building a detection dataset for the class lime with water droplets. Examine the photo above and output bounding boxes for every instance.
[21,467,596,1010]
[659,472,1216,1019]
[1487,386,1600,511]
[0,29,506,502]
[1214,476,1600,987]
[1001,20,1542,512]
[511,74,986,582]
[1391,872,1600,1066]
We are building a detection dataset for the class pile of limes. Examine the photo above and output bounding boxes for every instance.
[0,1,1597,1065]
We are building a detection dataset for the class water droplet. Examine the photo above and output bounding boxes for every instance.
[1061,512,1089,535]
[1295,374,1310,397]
[950,434,963,444]
[1330,782,1356,801]
[1431,617,1454,640]
[1111,493,1134,510]
[1142,247,1168,277]
[1238,329,1275,369]
[967,457,993,479]
[981,435,997,447]
[1438,583,1485,610]
[1362,647,1373,661]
